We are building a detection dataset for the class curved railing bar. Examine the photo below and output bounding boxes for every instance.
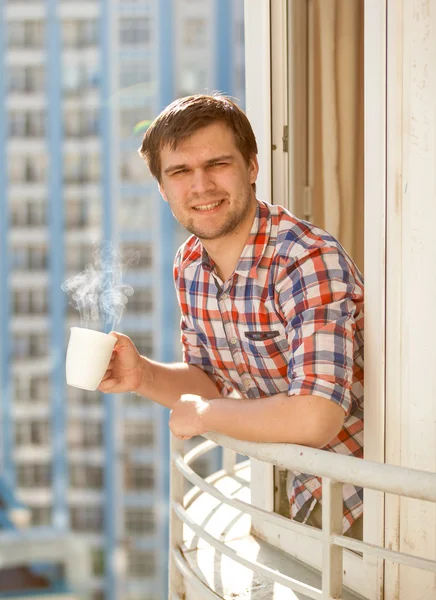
[174,445,436,572]
[171,547,223,600]
[170,433,436,599]
[332,534,436,573]
[172,500,323,599]
[173,450,323,541]
[184,439,218,466]
[203,433,436,503]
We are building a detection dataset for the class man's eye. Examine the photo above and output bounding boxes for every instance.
[173,169,188,175]
[210,162,226,167]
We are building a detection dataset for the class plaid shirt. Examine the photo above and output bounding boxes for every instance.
[174,200,364,533]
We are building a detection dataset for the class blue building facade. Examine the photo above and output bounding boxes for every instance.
[0,1,245,599]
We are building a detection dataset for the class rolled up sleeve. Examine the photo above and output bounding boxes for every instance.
[277,246,362,417]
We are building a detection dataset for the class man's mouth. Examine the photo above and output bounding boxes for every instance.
[193,199,224,211]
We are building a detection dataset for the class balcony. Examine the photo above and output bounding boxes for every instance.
[0,528,90,600]
[169,430,436,600]
[0,477,90,599]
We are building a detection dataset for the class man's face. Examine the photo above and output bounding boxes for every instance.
[158,122,258,241]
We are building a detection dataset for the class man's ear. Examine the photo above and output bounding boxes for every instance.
[249,155,259,185]
[158,182,168,203]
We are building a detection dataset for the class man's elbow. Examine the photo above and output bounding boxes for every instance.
[304,402,345,448]
[313,420,344,448]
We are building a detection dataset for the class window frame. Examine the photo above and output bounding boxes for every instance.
[245,2,386,596]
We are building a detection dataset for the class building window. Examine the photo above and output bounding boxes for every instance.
[11,199,47,227]
[120,18,152,45]
[8,66,45,94]
[124,421,154,449]
[70,506,103,533]
[64,109,99,138]
[65,200,89,229]
[12,375,50,404]
[128,332,153,357]
[9,155,47,184]
[29,247,47,270]
[15,420,51,446]
[91,548,105,577]
[119,194,153,229]
[119,61,152,89]
[9,110,45,138]
[13,288,48,315]
[127,549,156,578]
[68,387,102,408]
[27,200,46,226]
[65,244,94,273]
[121,242,152,269]
[30,376,50,402]
[183,18,207,46]
[12,333,49,359]
[68,421,103,449]
[63,19,98,48]
[127,289,153,314]
[70,464,104,489]
[11,246,47,270]
[125,508,155,536]
[124,464,154,491]
[63,61,99,95]
[31,506,52,526]
[29,333,48,357]
[8,112,25,137]
[7,20,44,49]
[17,464,51,488]
[64,153,100,183]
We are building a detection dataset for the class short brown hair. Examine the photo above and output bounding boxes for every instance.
[138,94,258,183]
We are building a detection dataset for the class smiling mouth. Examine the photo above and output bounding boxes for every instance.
[193,200,224,211]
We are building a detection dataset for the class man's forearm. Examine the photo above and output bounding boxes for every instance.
[202,393,345,447]
[135,358,221,409]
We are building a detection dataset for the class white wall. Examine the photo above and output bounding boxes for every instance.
[384,1,436,597]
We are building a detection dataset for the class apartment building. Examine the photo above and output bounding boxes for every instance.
[0,1,244,599]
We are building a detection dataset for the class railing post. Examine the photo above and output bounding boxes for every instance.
[322,477,343,599]
[222,447,237,474]
[169,434,186,600]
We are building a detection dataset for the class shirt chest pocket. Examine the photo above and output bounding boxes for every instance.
[237,324,289,360]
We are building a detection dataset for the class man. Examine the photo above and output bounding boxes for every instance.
[98,94,364,537]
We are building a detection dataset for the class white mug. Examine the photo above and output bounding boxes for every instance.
[66,327,116,391]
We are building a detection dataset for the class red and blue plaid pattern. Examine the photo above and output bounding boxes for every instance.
[174,200,364,532]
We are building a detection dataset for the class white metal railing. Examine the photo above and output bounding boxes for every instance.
[169,431,436,600]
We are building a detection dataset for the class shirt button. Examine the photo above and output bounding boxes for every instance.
[230,337,237,345]
[243,378,251,390]
[221,293,228,301]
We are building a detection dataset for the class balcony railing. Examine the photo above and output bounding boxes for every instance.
[169,417,436,599]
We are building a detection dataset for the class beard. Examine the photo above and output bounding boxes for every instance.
[180,189,254,241]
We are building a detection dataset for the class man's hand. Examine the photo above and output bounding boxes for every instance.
[98,332,147,394]
[169,394,211,440]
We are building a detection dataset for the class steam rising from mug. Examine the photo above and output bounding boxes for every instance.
[62,242,140,329]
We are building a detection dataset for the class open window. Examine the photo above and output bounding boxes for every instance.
[245,1,384,597]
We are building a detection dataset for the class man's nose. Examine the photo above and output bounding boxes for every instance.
[191,168,215,193]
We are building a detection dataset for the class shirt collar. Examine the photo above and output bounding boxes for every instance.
[200,200,271,279]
